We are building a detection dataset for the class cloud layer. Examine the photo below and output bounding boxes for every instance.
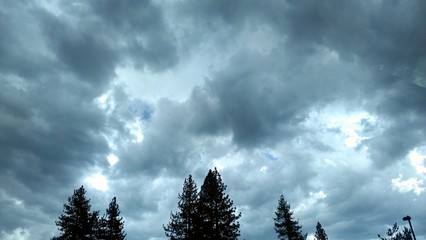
[1,1,425,240]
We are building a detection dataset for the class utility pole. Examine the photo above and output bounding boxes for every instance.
[402,215,416,240]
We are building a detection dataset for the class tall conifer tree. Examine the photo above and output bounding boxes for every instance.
[196,168,241,240]
[164,175,198,240]
[314,222,328,240]
[103,197,126,240]
[53,186,98,240]
[274,195,305,240]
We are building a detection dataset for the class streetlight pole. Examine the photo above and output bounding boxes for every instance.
[402,215,416,240]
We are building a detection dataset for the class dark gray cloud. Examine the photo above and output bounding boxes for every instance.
[0,0,179,237]
[0,77,110,234]
[173,0,426,167]
[181,48,368,149]
[276,0,426,168]
[364,81,426,167]
[1,0,425,240]
[88,0,178,71]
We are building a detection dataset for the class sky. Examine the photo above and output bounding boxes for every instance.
[0,0,425,239]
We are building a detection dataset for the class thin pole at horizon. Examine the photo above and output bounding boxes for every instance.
[402,215,416,240]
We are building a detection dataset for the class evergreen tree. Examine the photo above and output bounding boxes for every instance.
[314,222,328,240]
[53,186,98,240]
[378,223,413,240]
[399,227,413,240]
[102,197,126,240]
[196,168,241,240]
[274,195,305,240]
[95,214,108,240]
[89,210,101,239]
[164,175,198,240]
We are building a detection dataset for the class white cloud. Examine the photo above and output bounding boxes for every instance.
[306,235,315,240]
[126,118,144,143]
[94,90,116,115]
[333,111,375,149]
[409,148,426,174]
[303,104,378,150]
[295,191,327,214]
[391,174,425,195]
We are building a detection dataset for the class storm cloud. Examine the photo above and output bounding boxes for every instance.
[1,1,425,240]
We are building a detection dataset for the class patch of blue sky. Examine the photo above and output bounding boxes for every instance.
[127,100,153,121]
[264,152,278,161]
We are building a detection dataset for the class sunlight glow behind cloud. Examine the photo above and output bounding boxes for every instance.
[213,161,224,172]
[107,154,119,167]
[85,173,108,192]
[339,113,375,148]
[304,105,378,150]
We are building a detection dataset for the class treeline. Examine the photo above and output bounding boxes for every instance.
[164,168,328,240]
[53,168,413,240]
[52,168,327,240]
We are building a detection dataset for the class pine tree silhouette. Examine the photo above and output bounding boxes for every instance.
[52,186,98,240]
[164,175,198,240]
[196,168,241,240]
[314,222,328,240]
[274,195,305,240]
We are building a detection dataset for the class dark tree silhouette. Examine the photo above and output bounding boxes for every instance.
[95,213,107,240]
[378,222,413,240]
[314,222,328,240]
[102,197,126,240]
[399,227,414,240]
[274,195,306,240]
[196,168,241,240]
[52,186,99,240]
[164,175,198,240]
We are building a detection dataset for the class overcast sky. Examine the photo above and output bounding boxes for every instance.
[1,0,425,239]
